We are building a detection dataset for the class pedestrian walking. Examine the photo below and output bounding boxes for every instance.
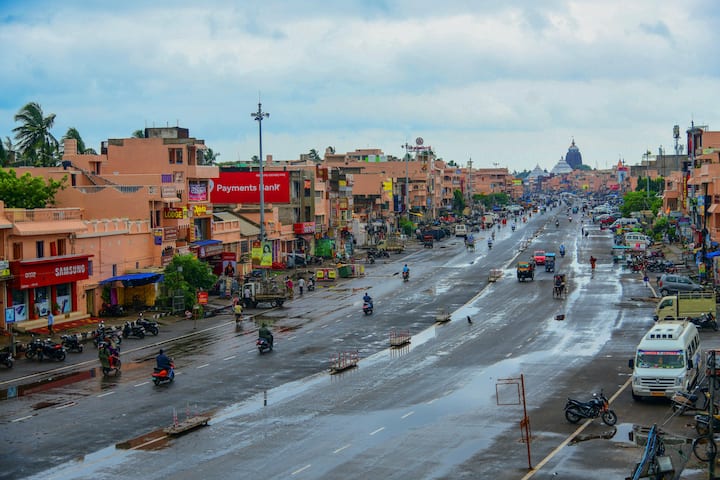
[298,277,305,295]
[590,256,597,270]
[243,285,252,308]
[286,277,294,299]
[643,273,649,287]
[581,226,584,236]
[47,312,54,335]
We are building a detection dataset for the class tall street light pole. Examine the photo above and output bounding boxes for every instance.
[252,102,269,243]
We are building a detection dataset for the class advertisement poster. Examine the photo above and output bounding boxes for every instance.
[261,241,273,268]
[210,172,290,204]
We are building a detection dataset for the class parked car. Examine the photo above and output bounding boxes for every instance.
[657,274,704,296]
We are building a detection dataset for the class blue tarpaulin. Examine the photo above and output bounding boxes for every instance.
[706,251,720,259]
[100,273,164,287]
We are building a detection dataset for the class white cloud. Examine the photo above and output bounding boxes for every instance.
[0,0,718,172]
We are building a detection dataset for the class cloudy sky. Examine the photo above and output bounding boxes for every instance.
[1,0,719,173]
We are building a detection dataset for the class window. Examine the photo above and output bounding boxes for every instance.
[36,241,44,258]
[57,238,67,256]
[169,148,183,164]
[112,264,117,276]
[13,242,23,260]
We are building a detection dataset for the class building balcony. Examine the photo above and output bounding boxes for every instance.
[5,207,84,222]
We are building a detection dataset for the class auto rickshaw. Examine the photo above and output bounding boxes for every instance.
[612,245,631,264]
[545,252,556,272]
[553,273,567,298]
[517,262,535,282]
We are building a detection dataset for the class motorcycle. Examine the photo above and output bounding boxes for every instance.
[487,240,493,250]
[98,342,122,376]
[152,362,175,386]
[25,337,67,362]
[122,321,146,339]
[672,385,718,415]
[307,278,316,292]
[99,303,125,317]
[564,390,617,426]
[0,350,14,368]
[559,248,566,258]
[555,220,559,228]
[135,317,160,336]
[402,270,409,282]
[256,337,273,354]
[60,334,84,353]
[93,325,123,347]
[511,224,516,232]
[367,252,376,264]
[363,302,373,315]
[688,312,718,331]
[694,412,720,436]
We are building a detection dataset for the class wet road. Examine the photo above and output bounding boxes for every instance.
[0,208,712,479]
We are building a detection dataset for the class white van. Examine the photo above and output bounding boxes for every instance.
[610,218,640,230]
[629,320,701,400]
[624,232,652,247]
[454,224,468,237]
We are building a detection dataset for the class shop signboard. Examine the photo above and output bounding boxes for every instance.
[197,291,208,305]
[293,222,316,234]
[210,171,290,204]
[0,260,10,278]
[10,256,91,289]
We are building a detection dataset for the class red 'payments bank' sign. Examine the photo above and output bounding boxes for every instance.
[210,172,290,203]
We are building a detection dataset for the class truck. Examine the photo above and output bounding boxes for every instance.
[654,291,716,322]
[242,280,289,308]
[376,238,405,254]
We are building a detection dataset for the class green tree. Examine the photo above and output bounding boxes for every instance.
[452,189,466,214]
[132,129,145,138]
[472,192,510,209]
[0,168,67,208]
[62,127,87,154]
[308,148,321,163]
[0,137,14,167]
[621,191,662,217]
[12,102,59,166]
[203,148,220,165]
[162,254,217,310]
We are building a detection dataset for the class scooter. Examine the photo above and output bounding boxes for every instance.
[688,312,718,331]
[363,302,373,315]
[307,278,316,292]
[487,240,493,250]
[555,220,559,228]
[564,390,617,426]
[402,270,409,282]
[152,362,175,385]
[672,385,718,415]
[60,334,84,353]
[99,343,122,377]
[26,338,67,362]
[256,337,273,354]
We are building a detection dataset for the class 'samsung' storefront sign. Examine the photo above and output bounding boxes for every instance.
[11,256,91,289]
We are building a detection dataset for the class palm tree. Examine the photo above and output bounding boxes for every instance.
[62,127,87,153]
[308,148,321,163]
[203,148,220,165]
[0,137,14,167]
[13,102,59,166]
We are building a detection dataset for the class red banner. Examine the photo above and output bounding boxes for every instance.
[293,222,316,234]
[11,256,91,289]
[211,172,290,203]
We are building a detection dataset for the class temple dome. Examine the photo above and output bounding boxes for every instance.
[565,138,583,169]
[550,157,573,175]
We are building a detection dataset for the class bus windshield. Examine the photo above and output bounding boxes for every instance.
[636,350,685,369]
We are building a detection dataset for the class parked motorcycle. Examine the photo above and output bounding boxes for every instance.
[152,362,175,386]
[367,252,376,264]
[256,337,273,354]
[695,412,720,436]
[564,390,617,426]
[25,337,67,362]
[122,321,146,339]
[92,324,123,347]
[688,312,718,331]
[99,303,125,317]
[0,350,14,368]
[672,385,718,415]
[402,270,409,282]
[135,316,159,336]
[363,302,373,315]
[60,334,84,353]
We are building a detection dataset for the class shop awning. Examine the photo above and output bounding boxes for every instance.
[100,272,164,287]
[191,239,222,247]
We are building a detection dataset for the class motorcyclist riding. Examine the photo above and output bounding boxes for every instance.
[559,244,566,257]
[488,238,493,249]
[258,323,274,347]
[363,292,373,308]
[156,349,173,371]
